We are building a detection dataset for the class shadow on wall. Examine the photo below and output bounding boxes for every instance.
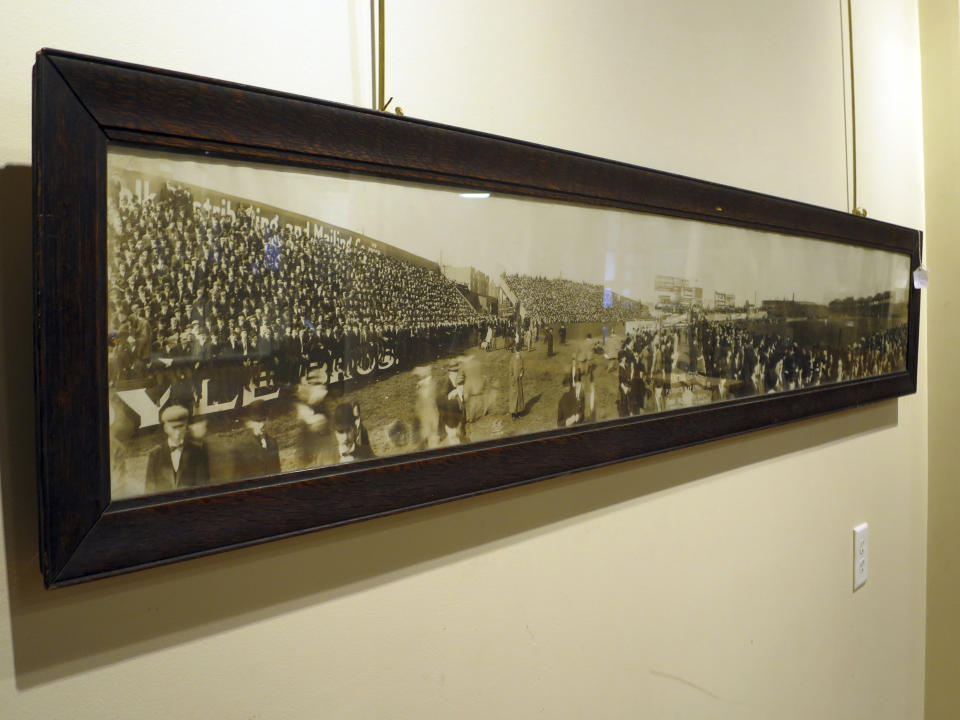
[0,163,900,689]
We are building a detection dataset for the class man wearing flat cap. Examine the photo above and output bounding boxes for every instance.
[145,399,211,494]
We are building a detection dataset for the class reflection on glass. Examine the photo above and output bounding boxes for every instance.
[106,147,910,499]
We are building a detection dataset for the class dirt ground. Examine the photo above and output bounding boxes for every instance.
[110,331,716,499]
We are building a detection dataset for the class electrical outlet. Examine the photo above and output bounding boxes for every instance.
[853,522,868,591]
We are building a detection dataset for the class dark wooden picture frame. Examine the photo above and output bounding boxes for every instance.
[33,49,921,587]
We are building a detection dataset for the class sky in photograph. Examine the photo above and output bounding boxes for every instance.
[110,148,911,306]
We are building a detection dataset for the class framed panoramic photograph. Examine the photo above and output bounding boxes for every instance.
[34,49,921,586]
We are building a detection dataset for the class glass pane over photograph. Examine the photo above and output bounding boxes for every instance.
[106,147,911,500]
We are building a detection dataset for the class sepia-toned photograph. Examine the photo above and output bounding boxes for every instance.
[106,147,911,500]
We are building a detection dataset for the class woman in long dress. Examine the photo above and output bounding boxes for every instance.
[509,350,525,419]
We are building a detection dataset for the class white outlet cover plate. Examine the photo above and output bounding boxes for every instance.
[853,522,869,591]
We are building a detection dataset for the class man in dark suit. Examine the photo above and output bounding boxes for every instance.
[145,400,210,494]
[557,372,586,428]
[436,362,467,442]
[329,401,375,463]
[236,400,281,479]
[617,347,634,418]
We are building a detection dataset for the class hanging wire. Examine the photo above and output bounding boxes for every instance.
[371,0,403,115]
[839,0,851,213]
[370,0,377,110]
[378,0,386,111]
[845,0,867,216]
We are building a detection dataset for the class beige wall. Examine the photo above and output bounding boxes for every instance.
[0,1,928,718]
[920,1,960,717]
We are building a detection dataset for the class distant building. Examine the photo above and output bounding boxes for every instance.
[442,265,491,296]
[654,275,703,309]
[442,265,497,314]
[714,291,736,310]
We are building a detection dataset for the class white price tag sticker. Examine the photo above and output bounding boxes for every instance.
[913,266,928,289]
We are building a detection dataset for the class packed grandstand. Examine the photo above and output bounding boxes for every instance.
[502,273,648,324]
[107,180,483,385]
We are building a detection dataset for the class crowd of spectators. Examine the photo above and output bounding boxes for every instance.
[614,318,907,416]
[689,320,906,391]
[107,179,482,395]
[503,274,647,325]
